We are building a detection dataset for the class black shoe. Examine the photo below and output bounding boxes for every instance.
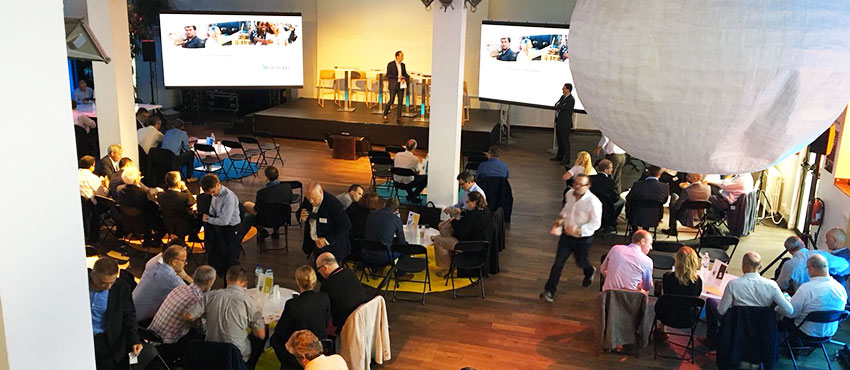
[661,228,678,236]
[257,228,269,241]
[270,231,280,239]
[550,157,563,162]
[582,267,597,287]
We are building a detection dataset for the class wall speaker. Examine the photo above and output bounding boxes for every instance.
[141,40,156,62]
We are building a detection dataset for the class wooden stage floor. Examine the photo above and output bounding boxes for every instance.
[107,126,839,370]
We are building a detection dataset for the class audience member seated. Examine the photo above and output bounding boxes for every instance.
[336,184,364,209]
[271,266,332,370]
[475,145,509,179]
[200,174,243,278]
[827,228,850,283]
[73,79,95,104]
[600,230,654,292]
[433,191,492,277]
[364,198,408,277]
[89,257,153,370]
[161,118,194,178]
[704,252,793,346]
[137,115,164,154]
[136,107,150,129]
[116,166,161,234]
[561,151,595,203]
[709,173,754,216]
[776,236,849,293]
[144,242,194,284]
[133,245,188,323]
[285,330,349,370]
[662,246,703,296]
[784,254,848,338]
[242,166,293,241]
[148,265,216,364]
[108,158,150,199]
[393,139,428,203]
[443,171,486,217]
[625,165,669,230]
[79,155,109,242]
[71,100,96,134]
[185,265,266,366]
[97,144,122,177]
[158,171,199,242]
[300,182,351,262]
[316,252,367,332]
[589,159,624,232]
[662,173,711,236]
[347,192,381,241]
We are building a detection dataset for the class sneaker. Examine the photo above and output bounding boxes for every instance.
[582,267,597,287]
[540,291,554,302]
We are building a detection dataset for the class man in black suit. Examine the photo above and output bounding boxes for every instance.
[551,83,575,164]
[158,171,199,241]
[242,166,293,240]
[300,182,351,261]
[625,165,670,230]
[108,158,151,199]
[589,159,624,232]
[135,107,150,129]
[97,144,123,177]
[116,166,163,246]
[89,257,156,370]
[382,50,410,123]
[316,252,367,332]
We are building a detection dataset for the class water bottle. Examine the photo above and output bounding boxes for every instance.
[265,266,274,282]
[209,132,216,145]
[254,265,264,291]
[701,252,710,271]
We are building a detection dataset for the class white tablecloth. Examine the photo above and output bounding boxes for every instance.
[245,286,298,324]
[700,268,738,300]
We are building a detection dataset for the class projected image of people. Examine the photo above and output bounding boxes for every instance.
[488,37,518,61]
[182,25,204,48]
[166,20,299,48]
[489,34,569,62]
[251,22,277,45]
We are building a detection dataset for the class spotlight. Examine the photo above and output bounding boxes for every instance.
[421,0,433,10]
[438,0,454,11]
[465,0,482,12]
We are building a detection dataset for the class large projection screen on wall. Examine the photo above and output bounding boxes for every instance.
[159,12,303,88]
[478,21,583,111]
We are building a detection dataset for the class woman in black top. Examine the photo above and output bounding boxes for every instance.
[433,191,492,277]
[662,246,703,296]
[270,265,331,370]
[346,192,382,240]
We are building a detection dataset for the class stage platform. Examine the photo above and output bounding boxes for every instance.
[251,98,498,151]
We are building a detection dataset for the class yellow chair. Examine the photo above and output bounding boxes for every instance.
[349,70,372,107]
[316,70,340,107]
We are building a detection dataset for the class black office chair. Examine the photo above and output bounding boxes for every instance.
[237,136,265,170]
[697,235,740,264]
[253,131,283,168]
[193,143,226,181]
[390,243,431,304]
[651,294,705,363]
[782,310,850,370]
[370,156,394,191]
[389,167,417,200]
[446,241,490,299]
[220,140,257,180]
[255,201,290,252]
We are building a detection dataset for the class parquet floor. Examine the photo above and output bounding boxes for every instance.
[111,125,841,370]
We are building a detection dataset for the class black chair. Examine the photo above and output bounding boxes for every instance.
[253,131,283,168]
[390,243,431,304]
[368,150,391,159]
[147,148,180,188]
[255,201,290,252]
[697,235,740,264]
[237,136,265,170]
[782,310,850,370]
[717,306,778,370]
[93,195,120,246]
[464,161,481,174]
[369,156,394,191]
[446,241,490,299]
[389,167,417,200]
[651,294,705,363]
[280,180,303,226]
[355,240,395,295]
[385,145,405,156]
[648,251,675,271]
[651,241,684,253]
[137,327,173,370]
[674,200,712,240]
[193,143,226,180]
[625,199,664,238]
[462,151,487,167]
[220,140,256,180]
[116,204,159,258]
[184,340,247,370]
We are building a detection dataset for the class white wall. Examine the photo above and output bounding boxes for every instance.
[2,1,97,369]
[816,111,850,249]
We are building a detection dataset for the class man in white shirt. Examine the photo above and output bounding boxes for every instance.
[594,135,626,192]
[393,139,428,203]
[600,230,654,292]
[79,155,109,242]
[776,236,849,293]
[709,173,754,216]
[137,116,164,154]
[443,171,486,216]
[785,254,847,338]
[704,252,793,344]
[541,174,602,302]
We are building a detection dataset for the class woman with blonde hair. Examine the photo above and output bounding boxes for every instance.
[270,265,331,370]
[662,246,703,296]
[562,151,596,203]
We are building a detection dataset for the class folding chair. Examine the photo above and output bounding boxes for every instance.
[193,143,227,181]
[389,167,417,200]
[280,180,303,226]
[93,195,120,246]
[390,243,431,304]
[674,200,712,241]
[237,136,265,170]
[220,140,257,180]
[445,241,490,299]
[253,131,283,168]
[697,235,740,264]
[782,310,850,370]
[652,294,705,363]
[369,156,394,191]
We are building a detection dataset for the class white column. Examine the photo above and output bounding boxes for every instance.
[427,0,467,208]
[0,1,97,369]
[88,0,139,162]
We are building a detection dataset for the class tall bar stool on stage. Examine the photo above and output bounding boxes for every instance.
[369,71,390,114]
[316,70,340,107]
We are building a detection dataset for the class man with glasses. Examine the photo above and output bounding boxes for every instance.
[316,252,367,332]
[541,174,602,302]
[133,245,189,323]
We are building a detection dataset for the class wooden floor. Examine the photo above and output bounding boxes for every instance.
[109,126,844,370]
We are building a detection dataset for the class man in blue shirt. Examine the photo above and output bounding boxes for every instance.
[90,257,148,369]
[443,171,486,217]
[475,146,509,179]
[364,198,409,278]
[161,119,194,178]
[201,174,243,277]
[132,245,188,322]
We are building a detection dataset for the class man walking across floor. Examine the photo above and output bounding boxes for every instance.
[551,83,575,165]
[541,174,602,302]
[382,51,410,123]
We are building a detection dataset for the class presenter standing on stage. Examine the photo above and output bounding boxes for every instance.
[551,83,575,165]
[383,51,410,123]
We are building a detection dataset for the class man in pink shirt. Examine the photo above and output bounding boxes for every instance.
[600,230,654,292]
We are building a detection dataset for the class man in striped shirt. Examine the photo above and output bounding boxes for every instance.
[148,265,216,363]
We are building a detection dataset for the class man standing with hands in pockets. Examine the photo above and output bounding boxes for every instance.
[383,50,410,123]
[541,174,602,302]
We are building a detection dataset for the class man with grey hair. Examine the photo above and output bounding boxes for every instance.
[826,228,850,283]
[149,265,216,363]
[317,252,366,332]
[776,236,848,292]
[97,144,122,177]
[285,330,348,369]
[299,182,351,261]
[785,254,848,337]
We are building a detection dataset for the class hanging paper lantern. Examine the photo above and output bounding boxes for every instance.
[569,0,850,174]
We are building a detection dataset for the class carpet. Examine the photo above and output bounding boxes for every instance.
[124,227,258,255]
[374,183,427,206]
[190,158,259,181]
[358,244,472,293]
